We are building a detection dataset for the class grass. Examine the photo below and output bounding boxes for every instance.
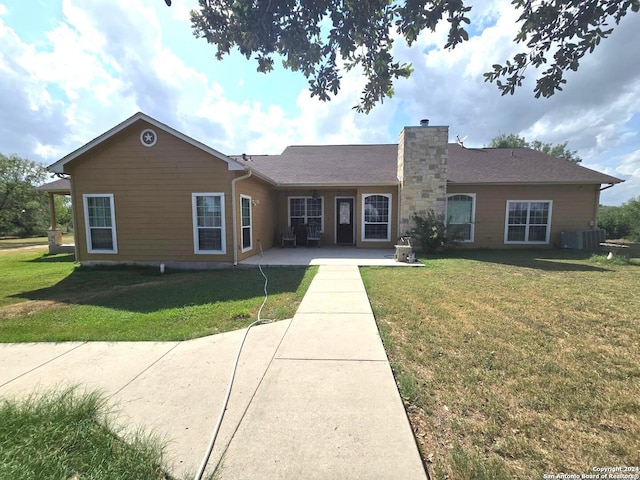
[0,250,316,342]
[0,234,74,250]
[0,388,171,480]
[361,249,640,480]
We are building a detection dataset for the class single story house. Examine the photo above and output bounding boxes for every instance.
[40,112,622,266]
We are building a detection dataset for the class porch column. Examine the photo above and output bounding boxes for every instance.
[46,192,62,253]
[48,192,57,230]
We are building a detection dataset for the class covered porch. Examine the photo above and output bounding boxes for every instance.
[36,178,75,255]
[239,246,423,267]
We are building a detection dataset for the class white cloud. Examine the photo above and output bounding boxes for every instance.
[168,0,197,22]
[0,14,70,159]
[617,150,640,178]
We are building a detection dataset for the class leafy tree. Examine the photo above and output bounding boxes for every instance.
[599,197,640,241]
[189,0,639,112]
[0,153,49,237]
[488,133,582,163]
[55,195,73,231]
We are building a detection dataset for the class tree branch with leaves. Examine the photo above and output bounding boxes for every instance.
[484,0,640,98]
[189,0,639,113]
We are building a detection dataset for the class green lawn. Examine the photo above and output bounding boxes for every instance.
[0,250,316,342]
[0,388,173,480]
[361,250,640,480]
[0,234,74,250]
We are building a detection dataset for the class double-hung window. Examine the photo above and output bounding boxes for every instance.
[362,194,391,241]
[504,200,552,244]
[289,197,323,230]
[446,194,475,242]
[192,193,226,254]
[83,194,117,253]
[240,195,252,252]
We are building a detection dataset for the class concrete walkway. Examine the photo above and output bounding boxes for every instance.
[0,265,426,479]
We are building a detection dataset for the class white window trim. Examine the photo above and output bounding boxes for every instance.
[504,200,553,244]
[240,194,253,253]
[361,193,392,242]
[446,193,476,243]
[288,196,325,232]
[83,194,118,254]
[192,193,226,255]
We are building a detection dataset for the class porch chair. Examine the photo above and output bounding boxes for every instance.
[306,225,321,247]
[281,226,297,247]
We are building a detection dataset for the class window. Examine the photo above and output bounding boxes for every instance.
[504,200,552,244]
[241,195,252,252]
[83,194,117,253]
[192,193,226,254]
[289,197,323,230]
[362,194,391,241]
[446,194,475,242]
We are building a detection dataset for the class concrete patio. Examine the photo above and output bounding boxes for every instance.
[240,246,423,267]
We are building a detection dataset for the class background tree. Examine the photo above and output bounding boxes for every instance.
[488,133,582,163]
[190,0,640,113]
[599,197,640,241]
[55,196,73,231]
[0,153,50,237]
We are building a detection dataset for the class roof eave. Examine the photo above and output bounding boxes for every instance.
[447,179,624,186]
[273,181,399,188]
[36,187,71,193]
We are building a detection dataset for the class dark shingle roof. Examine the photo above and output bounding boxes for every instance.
[36,178,71,193]
[234,143,622,186]
[232,144,399,185]
[447,144,622,184]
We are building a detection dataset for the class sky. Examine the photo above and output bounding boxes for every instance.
[1,0,639,205]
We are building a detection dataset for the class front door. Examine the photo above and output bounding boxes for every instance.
[336,198,354,244]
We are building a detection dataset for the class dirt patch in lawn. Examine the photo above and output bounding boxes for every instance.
[0,300,66,319]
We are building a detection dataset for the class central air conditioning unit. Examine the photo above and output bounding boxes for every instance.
[560,229,606,250]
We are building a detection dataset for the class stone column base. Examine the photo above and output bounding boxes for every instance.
[47,229,65,254]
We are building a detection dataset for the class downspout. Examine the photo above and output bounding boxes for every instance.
[231,170,252,266]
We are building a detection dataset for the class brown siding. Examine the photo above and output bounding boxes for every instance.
[448,184,601,248]
[69,121,240,264]
[235,176,279,261]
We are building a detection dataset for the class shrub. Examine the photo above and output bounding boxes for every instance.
[410,211,451,253]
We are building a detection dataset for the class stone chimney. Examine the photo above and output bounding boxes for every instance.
[397,122,448,234]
